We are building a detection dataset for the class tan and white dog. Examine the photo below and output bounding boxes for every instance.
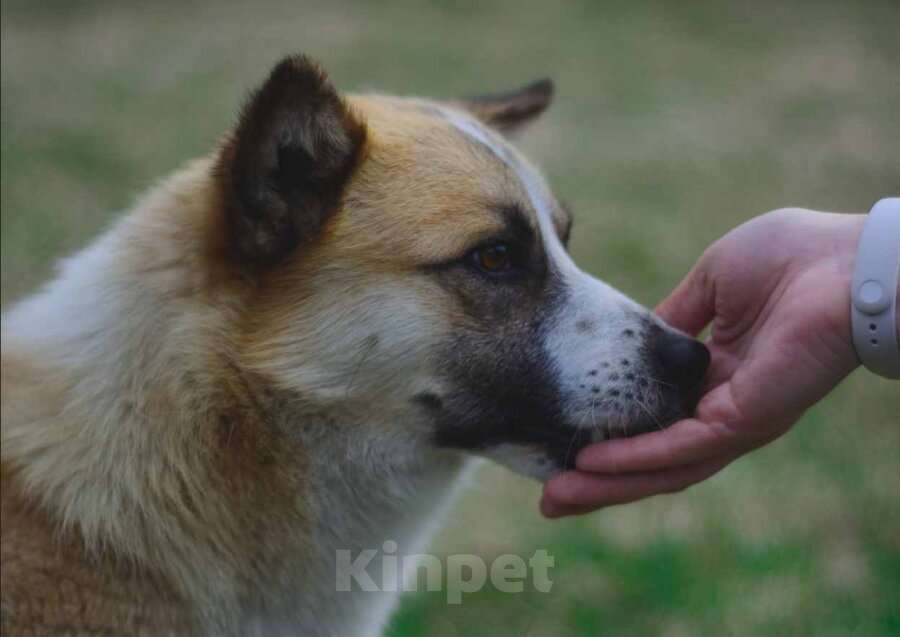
[1,55,709,636]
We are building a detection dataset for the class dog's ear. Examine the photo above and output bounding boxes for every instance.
[217,55,366,265]
[454,78,554,135]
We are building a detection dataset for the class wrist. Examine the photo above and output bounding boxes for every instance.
[816,212,866,378]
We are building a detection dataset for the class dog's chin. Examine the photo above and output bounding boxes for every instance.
[477,427,594,482]
[481,411,686,482]
[595,412,683,441]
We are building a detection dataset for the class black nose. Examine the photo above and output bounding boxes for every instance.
[654,331,710,392]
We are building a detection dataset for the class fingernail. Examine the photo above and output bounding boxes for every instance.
[539,497,560,518]
[544,472,583,506]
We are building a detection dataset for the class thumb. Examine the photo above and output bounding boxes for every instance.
[655,260,714,336]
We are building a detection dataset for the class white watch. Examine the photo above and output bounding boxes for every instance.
[851,198,900,379]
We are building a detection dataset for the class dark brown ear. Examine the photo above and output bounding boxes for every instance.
[217,55,366,265]
[454,78,554,135]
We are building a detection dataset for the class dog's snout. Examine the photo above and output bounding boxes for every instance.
[654,331,710,392]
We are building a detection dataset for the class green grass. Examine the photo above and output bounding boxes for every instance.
[2,1,898,635]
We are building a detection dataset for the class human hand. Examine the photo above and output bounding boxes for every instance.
[541,208,866,517]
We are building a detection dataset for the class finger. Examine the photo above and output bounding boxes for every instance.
[539,498,603,519]
[541,455,733,514]
[576,408,746,474]
[699,343,739,393]
[575,380,751,473]
[655,263,714,337]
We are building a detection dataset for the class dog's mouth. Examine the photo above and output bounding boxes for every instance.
[422,385,693,477]
[546,405,688,471]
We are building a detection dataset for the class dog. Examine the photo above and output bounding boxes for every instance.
[1,55,709,636]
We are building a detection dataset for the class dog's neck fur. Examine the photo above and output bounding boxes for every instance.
[1,159,469,636]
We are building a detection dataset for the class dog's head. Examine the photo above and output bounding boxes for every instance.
[220,56,709,479]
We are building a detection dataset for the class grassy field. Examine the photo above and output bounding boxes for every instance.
[2,1,898,635]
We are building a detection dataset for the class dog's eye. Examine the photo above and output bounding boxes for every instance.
[471,243,514,274]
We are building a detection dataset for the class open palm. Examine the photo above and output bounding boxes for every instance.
[542,209,865,517]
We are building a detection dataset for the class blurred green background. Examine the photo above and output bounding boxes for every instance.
[2,1,898,635]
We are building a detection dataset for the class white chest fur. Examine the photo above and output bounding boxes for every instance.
[241,428,475,637]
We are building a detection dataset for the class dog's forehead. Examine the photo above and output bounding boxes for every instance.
[435,105,564,242]
[336,95,566,263]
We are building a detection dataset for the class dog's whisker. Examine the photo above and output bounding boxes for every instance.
[633,372,677,390]
[633,394,663,431]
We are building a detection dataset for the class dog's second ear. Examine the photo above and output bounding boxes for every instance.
[217,55,366,265]
[455,78,554,135]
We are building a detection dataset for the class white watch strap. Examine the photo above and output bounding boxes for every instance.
[851,198,900,379]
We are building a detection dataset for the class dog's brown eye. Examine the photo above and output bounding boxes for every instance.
[473,244,513,273]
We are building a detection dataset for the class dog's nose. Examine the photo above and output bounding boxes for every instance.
[654,331,710,392]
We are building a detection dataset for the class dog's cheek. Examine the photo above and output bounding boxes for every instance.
[243,273,439,410]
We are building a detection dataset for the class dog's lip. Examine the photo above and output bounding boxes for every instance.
[574,409,684,445]
[559,431,593,470]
